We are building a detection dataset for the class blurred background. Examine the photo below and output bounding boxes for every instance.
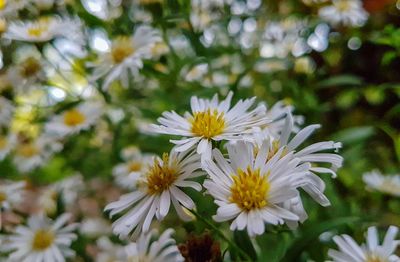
[0,0,400,261]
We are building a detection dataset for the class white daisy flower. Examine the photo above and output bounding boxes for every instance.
[363,170,400,197]
[90,25,161,90]
[328,226,400,262]
[150,92,270,162]
[4,16,82,42]
[203,140,310,237]
[80,218,111,238]
[0,97,14,127]
[0,180,25,211]
[0,213,79,262]
[249,112,343,207]
[0,133,16,160]
[13,135,63,173]
[105,149,202,239]
[112,147,155,190]
[7,53,46,93]
[45,101,103,138]
[124,229,184,262]
[318,0,369,27]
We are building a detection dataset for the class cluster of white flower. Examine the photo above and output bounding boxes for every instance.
[106,92,343,238]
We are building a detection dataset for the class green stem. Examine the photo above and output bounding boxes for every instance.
[189,209,253,261]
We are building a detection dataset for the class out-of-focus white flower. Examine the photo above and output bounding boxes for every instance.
[318,0,368,27]
[363,170,400,197]
[0,132,16,160]
[7,50,46,93]
[0,97,14,127]
[82,0,122,21]
[13,135,63,173]
[183,63,209,82]
[95,237,127,262]
[0,213,79,262]
[105,149,202,239]
[37,186,58,215]
[328,226,400,262]
[112,147,155,190]
[4,16,83,43]
[45,101,103,138]
[80,218,111,238]
[90,25,161,90]
[0,180,25,211]
[261,19,311,58]
[0,0,29,18]
[150,92,270,162]
[203,140,308,237]
[55,174,85,206]
[124,229,184,262]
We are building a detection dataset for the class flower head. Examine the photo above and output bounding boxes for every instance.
[151,92,270,162]
[45,101,103,138]
[0,213,79,262]
[319,0,368,27]
[90,25,161,90]
[105,149,202,238]
[363,170,400,197]
[328,226,400,262]
[203,140,309,236]
[112,146,155,190]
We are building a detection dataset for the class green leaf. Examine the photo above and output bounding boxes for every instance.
[233,230,257,261]
[281,217,361,262]
[318,75,363,88]
[331,126,375,145]
[257,232,291,262]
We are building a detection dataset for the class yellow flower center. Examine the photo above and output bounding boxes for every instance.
[32,229,55,251]
[20,57,41,78]
[0,19,7,34]
[63,109,86,127]
[0,191,7,204]
[336,1,351,12]
[0,136,7,150]
[27,24,48,37]
[128,161,142,172]
[380,179,400,195]
[111,37,135,64]
[190,109,226,139]
[366,254,386,262]
[17,143,39,158]
[0,0,6,10]
[146,153,178,195]
[229,167,270,212]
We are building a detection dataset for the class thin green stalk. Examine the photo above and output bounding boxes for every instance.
[189,209,253,261]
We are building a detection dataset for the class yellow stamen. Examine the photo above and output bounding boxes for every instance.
[17,143,39,158]
[190,109,226,139]
[0,136,7,150]
[63,109,86,127]
[20,57,41,78]
[128,161,142,172]
[336,0,351,11]
[229,167,269,211]
[0,0,6,10]
[146,153,178,195]
[32,229,54,251]
[0,191,7,203]
[111,36,135,64]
